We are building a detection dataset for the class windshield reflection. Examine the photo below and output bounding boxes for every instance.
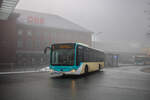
[51,49,74,66]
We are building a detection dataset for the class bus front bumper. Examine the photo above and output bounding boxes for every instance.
[50,71,63,77]
[49,67,82,76]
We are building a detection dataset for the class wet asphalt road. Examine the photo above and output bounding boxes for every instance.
[0,65,150,100]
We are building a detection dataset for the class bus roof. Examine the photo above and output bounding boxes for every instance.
[76,43,104,52]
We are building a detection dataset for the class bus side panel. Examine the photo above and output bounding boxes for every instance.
[80,62,104,74]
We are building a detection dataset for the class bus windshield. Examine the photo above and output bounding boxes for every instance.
[51,48,75,66]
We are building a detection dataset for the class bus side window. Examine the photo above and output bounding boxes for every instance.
[77,45,84,65]
[84,48,89,62]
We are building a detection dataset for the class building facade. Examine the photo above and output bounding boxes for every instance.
[0,9,92,71]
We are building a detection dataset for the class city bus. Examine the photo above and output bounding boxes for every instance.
[135,56,150,65]
[135,56,145,65]
[44,43,105,76]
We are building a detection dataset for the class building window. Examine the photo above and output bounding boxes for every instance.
[26,30,33,48]
[26,38,32,48]
[35,40,41,48]
[44,32,50,47]
[17,29,23,48]
[17,40,23,48]
[36,32,41,39]
[18,30,23,36]
[44,32,49,40]
[27,30,32,37]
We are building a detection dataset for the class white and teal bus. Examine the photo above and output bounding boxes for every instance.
[135,56,150,65]
[44,43,105,76]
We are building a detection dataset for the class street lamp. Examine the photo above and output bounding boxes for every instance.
[93,32,102,48]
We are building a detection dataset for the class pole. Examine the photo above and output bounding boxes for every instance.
[94,32,102,48]
[94,33,96,48]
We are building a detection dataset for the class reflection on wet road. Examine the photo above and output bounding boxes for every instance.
[0,65,150,100]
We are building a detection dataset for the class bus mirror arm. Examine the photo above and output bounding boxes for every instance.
[44,47,51,54]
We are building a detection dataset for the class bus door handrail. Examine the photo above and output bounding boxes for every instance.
[44,47,51,54]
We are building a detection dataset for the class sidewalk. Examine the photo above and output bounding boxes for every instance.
[0,66,49,75]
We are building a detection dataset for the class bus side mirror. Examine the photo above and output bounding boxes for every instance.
[44,47,51,54]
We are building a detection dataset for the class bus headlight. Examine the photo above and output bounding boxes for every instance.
[50,69,54,72]
[71,69,76,73]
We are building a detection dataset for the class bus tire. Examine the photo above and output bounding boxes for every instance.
[84,65,88,74]
[99,64,103,72]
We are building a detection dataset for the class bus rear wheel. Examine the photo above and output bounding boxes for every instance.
[84,65,88,74]
[99,64,103,72]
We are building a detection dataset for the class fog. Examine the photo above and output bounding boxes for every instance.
[16,0,150,52]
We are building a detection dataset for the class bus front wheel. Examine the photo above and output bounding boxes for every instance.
[84,65,88,74]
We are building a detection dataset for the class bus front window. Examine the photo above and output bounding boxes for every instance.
[51,49,74,66]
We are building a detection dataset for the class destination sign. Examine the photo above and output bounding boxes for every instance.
[52,44,75,49]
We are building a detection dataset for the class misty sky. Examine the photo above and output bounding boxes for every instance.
[16,0,150,52]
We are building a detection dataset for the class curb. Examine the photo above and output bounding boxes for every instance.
[0,70,49,75]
